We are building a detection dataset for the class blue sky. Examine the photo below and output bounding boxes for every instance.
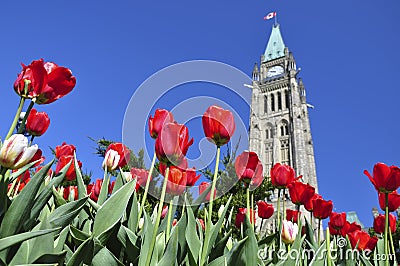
[0,1,399,227]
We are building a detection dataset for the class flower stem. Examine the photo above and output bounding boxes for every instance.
[389,225,395,256]
[145,166,169,266]
[5,97,25,140]
[326,228,332,266]
[200,146,221,265]
[318,219,321,245]
[277,189,281,232]
[384,192,389,266]
[282,190,286,221]
[251,192,254,228]
[166,199,173,241]
[207,146,220,228]
[137,152,156,227]
[246,187,251,225]
[17,100,35,134]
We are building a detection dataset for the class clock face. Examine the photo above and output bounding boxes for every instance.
[266,66,284,77]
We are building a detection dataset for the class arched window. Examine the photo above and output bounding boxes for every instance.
[285,90,290,109]
[270,94,275,112]
[277,92,282,110]
[264,95,268,113]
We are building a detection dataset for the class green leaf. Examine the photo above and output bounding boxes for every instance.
[138,210,154,266]
[66,237,95,266]
[127,192,138,231]
[8,160,42,182]
[54,227,69,253]
[23,172,65,230]
[241,215,258,266]
[97,172,110,205]
[308,240,326,266]
[46,197,88,229]
[91,247,124,266]
[207,195,232,260]
[0,228,58,252]
[92,181,136,244]
[113,170,126,194]
[157,225,178,266]
[33,250,67,264]
[116,226,140,263]
[185,203,202,264]
[74,153,90,231]
[52,186,67,207]
[0,160,54,238]
[70,225,90,246]
[209,229,231,262]
[218,237,248,266]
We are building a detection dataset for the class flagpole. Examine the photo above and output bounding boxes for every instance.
[275,12,277,26]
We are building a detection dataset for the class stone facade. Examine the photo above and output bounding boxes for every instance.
[249,24,319,233]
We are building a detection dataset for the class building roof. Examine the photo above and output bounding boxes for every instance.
[263,24,286,62]
[347,211,365,228]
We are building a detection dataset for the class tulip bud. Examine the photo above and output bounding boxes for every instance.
[26,108,50,136]
[0,134,38,169]
[226,237,233,251]
[218,205,225,219]
[281,220,298,244]
[102,149,120,171]
[138,218,144,230]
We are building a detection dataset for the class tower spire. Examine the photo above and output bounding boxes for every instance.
[263,24,285,62]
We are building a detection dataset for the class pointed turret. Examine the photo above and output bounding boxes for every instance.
[252,63,259,81]
[263,24,285,62]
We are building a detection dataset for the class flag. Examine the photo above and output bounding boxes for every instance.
[264,12,276,20]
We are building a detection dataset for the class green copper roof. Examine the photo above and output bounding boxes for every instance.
[263,24,285,62]
[346,211,364,228]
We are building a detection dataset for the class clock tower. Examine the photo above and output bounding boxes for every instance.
[249,23,319,232]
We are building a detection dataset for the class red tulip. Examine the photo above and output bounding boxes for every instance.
[63,186,78,201]
[199,182,217,201]
[26,108,50,136]
[55,155,82,181]
[202,105,236,147]
[148,109,174,139]
[88,179,103,202]
[286,209,301,223]
[328,212,346,235]
[341,221,362,237]
[364,162,400,193]
[373,213,396,234]
[270,163,297,189]
[235,208,255,228]
[257,201,274,219]
[159,158,188,176]
[103,143,130,171]
[55,142,76,159]
[11,170,31,193]
[234,151,264,188]
[109,181,115,194]
[14,59,76,104]
[161,206,168,219]
[185,168,201,187]
[0,134,38,169]
[313,198,333,220]
[348,230,378,251]
[155,122,193,166]
[29,149,45,167]
[166,167,187,196]
[197,218,205,231]
[378,191,400,212]
[287,181,315,206]
[159,160,199,187]
[304,193,322,212]
[130,168,150,191]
